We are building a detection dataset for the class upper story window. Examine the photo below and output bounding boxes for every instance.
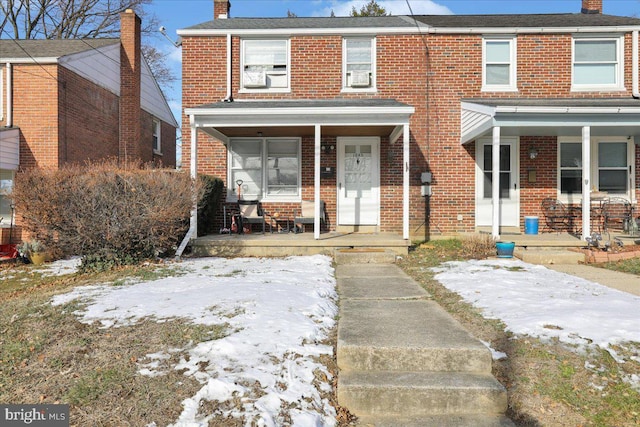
[572,36,624,91]
[482,37,517,92]
[228,137,300,201]
[241,39,290,92]
[152,119,161,154]
[343,37,376,91]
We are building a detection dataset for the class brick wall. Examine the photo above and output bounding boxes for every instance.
[182,29,639,236]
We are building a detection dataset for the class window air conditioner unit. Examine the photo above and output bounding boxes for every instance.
[350,70,370,87]
[244,70,267,88]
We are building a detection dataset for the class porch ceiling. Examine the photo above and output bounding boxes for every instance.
[461,98,640,143]
[185,99,414,142]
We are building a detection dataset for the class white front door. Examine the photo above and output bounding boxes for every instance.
[476,138,519,227]
[337,137,380,225]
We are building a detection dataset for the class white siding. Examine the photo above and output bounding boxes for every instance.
[141,59,178,126]
[0,128,20,170]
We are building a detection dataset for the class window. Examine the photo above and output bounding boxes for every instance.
[229,138,300,200]
[343,37,375,90]
[572,36,624,90]
[0,170,14,225]
[241,39,289,91]
[558,138,632,198]
[482,37,517,91]
[152,119,161,154]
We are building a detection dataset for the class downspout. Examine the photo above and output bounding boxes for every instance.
[6,63,12,127]
[633,30,639,98]
[175,117,199,259]
[224,33,232,102]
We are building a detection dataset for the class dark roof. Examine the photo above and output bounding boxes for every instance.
[414,13,640,28]
[183,16,415,30]
[464,98,640,108]
[0,38,119,59]
[191,98,412,110]
[182,13,640,32]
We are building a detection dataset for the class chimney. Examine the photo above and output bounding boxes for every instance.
[581,0,602,14]
[119,9,142,164]
[214,0,231,19]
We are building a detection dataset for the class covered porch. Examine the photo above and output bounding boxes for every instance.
[462,98,640,241]
[178,99,415,256]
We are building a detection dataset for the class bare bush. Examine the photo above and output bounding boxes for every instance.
[13,162,195,270]
[461,234,497,259]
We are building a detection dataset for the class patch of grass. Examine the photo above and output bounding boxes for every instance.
[66,367,133,405]
[399,239,640,427]
[599,257,640,275]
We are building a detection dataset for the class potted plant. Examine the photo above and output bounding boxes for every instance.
[17,239,47,265]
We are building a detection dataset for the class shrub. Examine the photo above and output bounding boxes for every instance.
[197,175,224,236]
[461,234,497,259]
[13,161,197,271]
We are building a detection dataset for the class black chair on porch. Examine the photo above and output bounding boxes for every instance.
[602,197,633,234]
[237,200,272,234]
[541,198,580,234]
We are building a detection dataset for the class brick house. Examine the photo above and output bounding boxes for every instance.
[0,10,178,244]
[179,0,640,242]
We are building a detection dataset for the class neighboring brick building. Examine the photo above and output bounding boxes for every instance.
[0,10,178,244]
[178,0,640,241]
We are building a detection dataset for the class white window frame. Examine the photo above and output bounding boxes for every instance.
[571,35,625,92]
[0,169,14,226]
[558,136,634,202]
[342,37,376,92]
[227,137,301,202]
[152,118,161,154]
[240,38,291,93]
[0,68,3,121]
[482,36,517,92]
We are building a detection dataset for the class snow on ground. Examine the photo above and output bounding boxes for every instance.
[432,259,640,390]
[50,255,338,427]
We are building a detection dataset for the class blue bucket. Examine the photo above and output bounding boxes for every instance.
[496,241,515,258]
[524,216,539,235]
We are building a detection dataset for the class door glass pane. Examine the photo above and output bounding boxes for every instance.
[499,145,511,171]
[482,145,510,199]
[599,142,626,167]
[231,139,262,198]
[344,144,372,198]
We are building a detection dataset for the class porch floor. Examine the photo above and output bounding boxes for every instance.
[190,231,410,258]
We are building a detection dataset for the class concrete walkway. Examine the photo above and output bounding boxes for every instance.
[335,263,514,427]
[547,264,640,296]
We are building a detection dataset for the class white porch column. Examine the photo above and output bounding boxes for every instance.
[581,126,591,240]
[403,123,410,240]
[190,121,198,238]
[314,125,321,240]
[491,126,501,240]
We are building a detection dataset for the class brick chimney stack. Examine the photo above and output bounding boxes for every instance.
[119,9,142,165]
[214,0,231,19]
[582,0,603,14]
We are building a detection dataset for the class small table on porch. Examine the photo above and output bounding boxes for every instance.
[590,191,609,233]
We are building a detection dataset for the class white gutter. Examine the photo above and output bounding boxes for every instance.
[178,25,640,38]
[633,30,639,98]
[225,33,232,101]
[5,63,12,127]
[175,118,199,259]
[185,105,415,116]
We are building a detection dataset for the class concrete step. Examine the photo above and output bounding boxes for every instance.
[334,248,397,264]
[514,248,585,265]
[356,414,515,427]
[338,371,508,417]
[338,299,492,373]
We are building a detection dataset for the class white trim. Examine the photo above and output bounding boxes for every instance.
[402,124,410,240]
[0,67,3,121]
[186,105,415,117]
[482,36,518,92]
[177,25,640,38]
[240,38,290,92]
[581,127,591,240]
[342,36,377,91]
[491,128,501,240]
[571,34,625,92]
[314,125,321,240]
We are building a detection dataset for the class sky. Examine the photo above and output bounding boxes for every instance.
[11,253,637,424]
[147,0,640,151]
